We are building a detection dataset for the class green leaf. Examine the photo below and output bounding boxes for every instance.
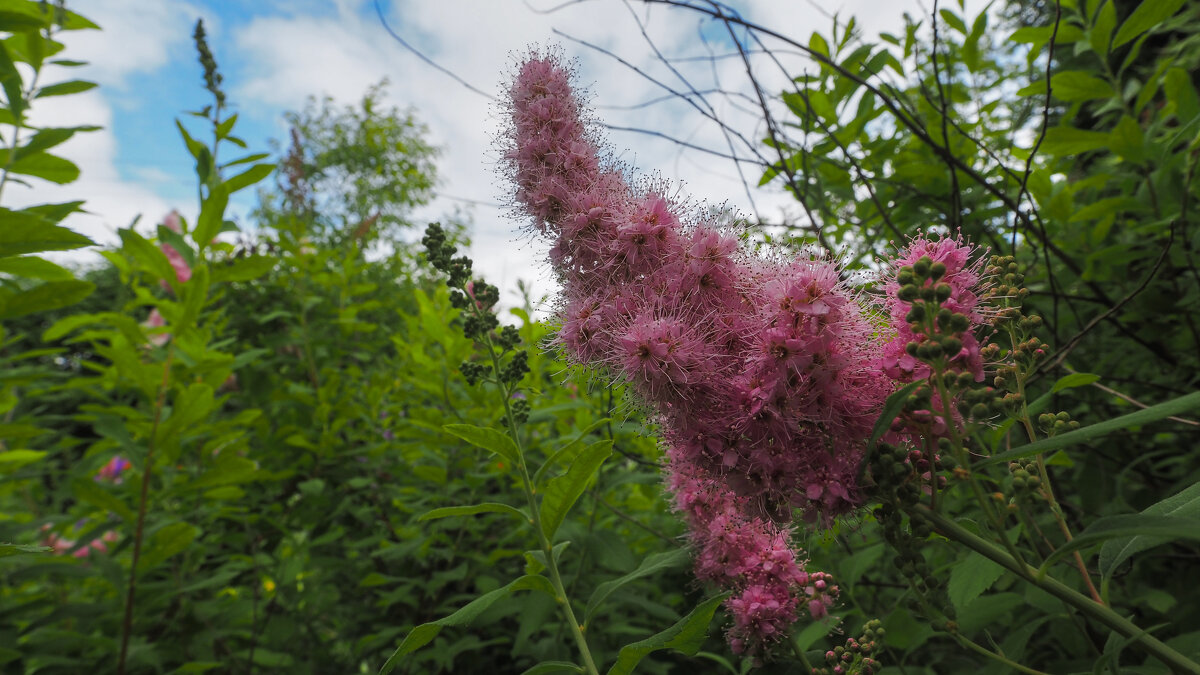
[1099,482,1200,578]
[223,163,273,194]
[0,211,93,257]
[0,543,50,557]
[1051,71,1114,102]
[1040,127,1110,156]
[519,662,584,675]
[34,79,97,98]
[948,552,1006,614]
[0,449,46,471]
[418,503,529,523]
[0,42,25,123]
[1039,514,1200,574]
[539,439,612,540]
[118,228,174,281]
[605,594,728,675]
[193,184,229,248]
[982,390,1200,466]
[211,255,276,283]
[867,381,923,452]
[586,548,690,619]
[534,417,611,486]
[6,151,79,183]
[0,279,93,319]
[1052,372,1100,392]
[0,255,74,280]
[938,8,967,34]
[1112,0,1187,48]
[185,456,262,492]
[380,575,555,674]
[137,521,199,574]
[1108,115,1146,162]
[70,477,134,521]
[1091,0,1117,55]
[442,423,519,466]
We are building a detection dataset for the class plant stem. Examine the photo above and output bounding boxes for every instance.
[949,632,1052,675]
[477,317,600,675]
[911,504,1200,675]
[117,345,174,675]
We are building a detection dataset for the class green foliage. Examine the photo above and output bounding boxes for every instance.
[753,0,1200,672]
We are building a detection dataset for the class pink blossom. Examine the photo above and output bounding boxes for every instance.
[504,54,982,657]
[143,308,169,347]
[159,211,192,286]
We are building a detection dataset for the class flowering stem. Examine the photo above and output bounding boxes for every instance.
[1008,329,1102,604]
[933,375,1026,568]
[910,504,1200,675]
[472,307,600,675]
[117,344,174,675]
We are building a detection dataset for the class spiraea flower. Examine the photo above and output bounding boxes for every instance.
[503,53,984,659]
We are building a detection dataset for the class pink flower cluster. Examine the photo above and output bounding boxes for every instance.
[40,523,118,559]
[878,235,986,384]
[503,54,984,656]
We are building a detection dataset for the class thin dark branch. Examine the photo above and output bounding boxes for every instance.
[372,0,494,100]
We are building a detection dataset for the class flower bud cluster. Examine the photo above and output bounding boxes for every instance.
[866,443,954,620]
[813,619,885,675]
[423,223,530,390]
[1038,411,1080,437]
[1008,460,1044,499]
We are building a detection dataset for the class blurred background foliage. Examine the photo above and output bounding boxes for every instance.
[1,0,1198,673]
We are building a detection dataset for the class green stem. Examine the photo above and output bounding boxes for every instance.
[790,637,815,672]
[477,314,600,675]
[949,632,1052,675]
[117,344,174,675]
[911,504,1200,675]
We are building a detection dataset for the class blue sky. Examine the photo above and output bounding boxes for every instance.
[21,0,935,298]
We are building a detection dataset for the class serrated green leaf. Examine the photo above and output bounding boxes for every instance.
[586,548,690,619]
[418,503,528,523]
[442,423,519,466]
[540,439,611,540]
[606,594,728,675]
[1099,482,1200,578]
[948,552,1006,614]
[1112,0,1187,48]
